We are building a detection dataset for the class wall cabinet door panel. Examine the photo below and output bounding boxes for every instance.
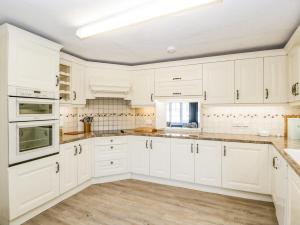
[235,58,264,103]
[72,63,86,105]
[203,61,235,104]
[195,141,222,187]
[171,139,195,183]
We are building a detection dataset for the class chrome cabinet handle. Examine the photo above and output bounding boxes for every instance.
[236,90,240,100]
[73,91,77,100]
[223,146,227,156]
[204,91,207,101]
[273,157,278,169]
[150,140,153,149]
[172,77,182,80]
[78,144,82,154]
[151,93,154,102]
[265,89,269,99]
[196,144,199,154]
[296,83,299,96]
[56,162,60,173]
[110,146,114,150]
[146,140,148,149]
[110,161,114,165]
[56,75,59,87]
[191,143,194,153]
[74,145,78,156]
[173,92,181,95]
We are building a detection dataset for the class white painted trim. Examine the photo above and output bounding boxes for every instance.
[131,174,273,202]
[9,180,92,225]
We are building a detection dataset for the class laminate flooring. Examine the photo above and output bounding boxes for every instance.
[24,179,278,225]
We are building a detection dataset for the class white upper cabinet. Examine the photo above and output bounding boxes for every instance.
[264,56,288,103]
[288,46,300,102]
[3,24,62,97]
[222,142,270,194]
[149,137,171,179]
[8,155,60,219]
[235,58,264,103]
[203,61,235,104]
[131,70,155,107]
[195,140,222,187]
[72,62,86,105]
[155,64,203,97]
[171,139,195,183]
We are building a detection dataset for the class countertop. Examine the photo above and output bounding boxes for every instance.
[60,130,300,177]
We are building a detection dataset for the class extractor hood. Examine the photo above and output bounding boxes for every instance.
[88,80,131,99]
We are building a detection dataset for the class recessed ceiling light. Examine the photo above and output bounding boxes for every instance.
[76,0,222,39]
[167,46,176,54]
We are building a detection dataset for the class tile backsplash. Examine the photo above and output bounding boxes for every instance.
[202,105,300,136]
[60,98,155,132]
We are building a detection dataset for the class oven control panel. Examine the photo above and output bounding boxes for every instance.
[8,86,58,99]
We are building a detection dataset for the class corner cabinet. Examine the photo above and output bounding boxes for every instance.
[288,46,300,103]
[203,61,235,104]
[131,70,155,107]
[235,58,264,103]
[222,142,270,194]
[8,155,60,219]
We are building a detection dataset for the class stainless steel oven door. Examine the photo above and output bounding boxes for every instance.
[9,120,59,165]
[9,97,59,122]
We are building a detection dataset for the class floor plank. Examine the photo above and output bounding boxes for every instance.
[23,180,278,225]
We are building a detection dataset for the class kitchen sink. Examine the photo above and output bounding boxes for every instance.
[286,149,300,165]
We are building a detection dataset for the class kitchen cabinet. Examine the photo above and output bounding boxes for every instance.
[222,142,270,194]
[195,140,222,187]
[287,167,300,225]
[271,146,288,225]
[171,139,195,183]
[130,136,171,179]
[203,61,235,104]
[131,70,155,107]
[60,140,92,194]
[71,62,86,105]
[235,58,264,103]
[288,46,300,102]
[8,155,60,219]
[94,136,128,177]
[155,64,203,97]
[264,56,288,103]
[4,24,62,97]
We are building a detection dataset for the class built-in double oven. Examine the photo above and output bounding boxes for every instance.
[8,87,59,166]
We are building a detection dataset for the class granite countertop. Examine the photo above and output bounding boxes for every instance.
[60,129,300,177]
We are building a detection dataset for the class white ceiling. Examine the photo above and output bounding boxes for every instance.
[0,0,300,65]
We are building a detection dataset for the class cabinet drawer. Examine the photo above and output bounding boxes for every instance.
[95,144,127,160]
[155,80,203,97]
[155,65,202,82]
[94,136,126,146]
[94,158,128,177]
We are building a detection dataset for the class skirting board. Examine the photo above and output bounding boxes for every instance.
[130,174,273,202]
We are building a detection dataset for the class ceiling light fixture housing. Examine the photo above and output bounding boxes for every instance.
[76,0,222,39]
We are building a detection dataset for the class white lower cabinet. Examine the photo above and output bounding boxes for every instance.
[222,142,270,194]
[171,139,195,183]
[8,155,60,219]
[130,136,171,179]
[60,140,92,194]
[195,140,222,187]
[287,167,300,225]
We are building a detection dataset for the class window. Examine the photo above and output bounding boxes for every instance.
[166,102,199,128]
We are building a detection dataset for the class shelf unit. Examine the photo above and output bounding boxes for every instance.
[59,63,71,103]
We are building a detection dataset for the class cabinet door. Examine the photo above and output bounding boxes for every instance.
[235,58,264,103]
[171,139,195,183]
[8,32,60,96]
[77,141,92,184]
[9,155,59,219]
[59,143,78,194]
[72,62,86,105]
[149,137,171,179]
[129,136,149,175]
[131,70,155,106]
[195,141,222,187]
[271,147,288,225]
[287,168,300,225]
[203,61,235,104]
[264,56,288,103]
[155,65,202,82]
[288,47,300,102]
[222,142,270,194]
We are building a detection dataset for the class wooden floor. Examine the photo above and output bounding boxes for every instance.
[24,180,278,225]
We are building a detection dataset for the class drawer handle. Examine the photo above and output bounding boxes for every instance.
[110,139,113,143]
[110,161,114,165]
[110,146,114,150]
[173,92,181,95]
[172,77,182,80]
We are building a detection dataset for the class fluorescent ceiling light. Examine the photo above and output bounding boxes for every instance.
[76,0,222,39]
